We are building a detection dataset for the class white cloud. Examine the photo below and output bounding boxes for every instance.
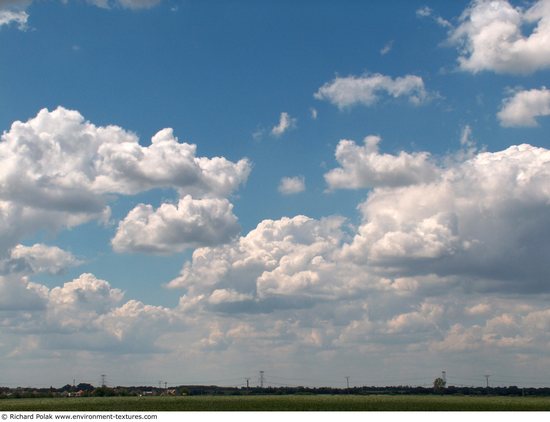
[449,0,550,74]
[0,0,162,32]
[92,0,162,9]
[278,176,305,195]
[497,87,550,127]
[208,289,254,305]
[0,274,47,311]
[380,40,394,55]
[314,73,428,109]
[5,244,82,275]
[111,195,240,254]
[48,273,124,323]
[0,9,28,29]
[0,272,178,355]
[416,6,432,18]
[416,6,452,28]
[344,144,550,291]
[271,112,297,137]
[385,303,444,334]
[310,108,318,120]
[430,304,550,353]
[324,135,438,189]
[465,303,491,316]
[169,215,351,310]
[0,107,250,256]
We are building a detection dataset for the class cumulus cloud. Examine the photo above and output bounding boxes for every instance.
[430,302,550,353]
[0,272,178,355]
[449,0,550,74]
[271,112,297,137]
[314,73,428,108]
[0,107,250,256]
[3,108,550,381]
[345,144,550,291]
[169,215,352,311]
[278,176,305,195]
[4,244,82,275]
[48,273,125,325]
[0,274,47,311]
[112,195,240,254]
[324,135,439,190]
[169,138,550,332]
[497,87,550,127]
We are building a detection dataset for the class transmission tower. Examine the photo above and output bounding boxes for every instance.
[442,371,446,384]
[484,374,490,388]
[101,374,106,388]
[245,378,250,389]
[345,376,350,389]
[259,371,265,388]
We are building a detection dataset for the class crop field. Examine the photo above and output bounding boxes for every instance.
[1,395,550,411]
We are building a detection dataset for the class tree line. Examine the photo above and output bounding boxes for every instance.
[1,383,550,398]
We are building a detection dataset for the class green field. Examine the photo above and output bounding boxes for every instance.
[1,395,550,411]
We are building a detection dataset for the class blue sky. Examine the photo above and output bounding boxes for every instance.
[1,0,550,388]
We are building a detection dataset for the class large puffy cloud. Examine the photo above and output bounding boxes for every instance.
[1,272,178,354]
[169,215,356,311]
[111,195,240,254]
[47,273,125,330]
[314,73,428,108]
[497,87,550,127]
[0,107,249,201]
[94,126,250,198]
[324,135,439,189]
[0,107,250,255]
[450,0,550,74]
[345,144,550,292]
[163,141,550,362]
[430,301,550,354]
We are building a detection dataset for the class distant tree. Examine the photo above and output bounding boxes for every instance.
[77,383,94,391]
[433,377,446,393]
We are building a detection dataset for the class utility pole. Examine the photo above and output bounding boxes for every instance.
[259,371,265,388]
[164,381,168,390]
[442,371,446,385]
[101,374,106,388]
[345,376,350,389]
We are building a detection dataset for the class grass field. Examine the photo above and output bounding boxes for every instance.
[1,395,550,411]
